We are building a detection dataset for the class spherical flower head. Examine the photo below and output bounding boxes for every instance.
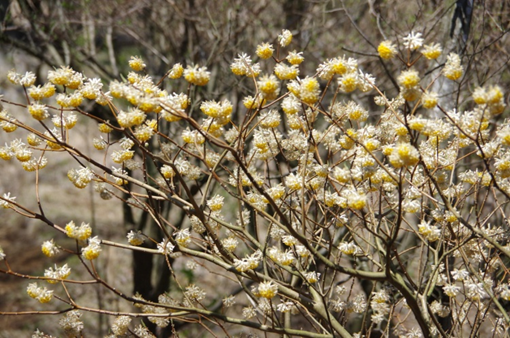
[109,80,124,98]
[68,91,83,107]
[181,128,205,145]
[401,87,421,102]
[65,221,92,240]
[339,241,361,255]
[421,43,442,60]
[184,65,210,86]
[65,221,78,238]
[267,184,285,200]
[332,57,349,75]
[7,70,21,85]
[285,173,303,191]
[372,290,390,304]
[15,146,32,162]
[0,246,5,261]
[398,69,420,89]
[22,157,48,172]
[20,71,36,87]
[389,143,420,168]
[28,85,45,100]
[38,287,54,303]
[286,51,304,65]
[76,222,92,241]
[67,167,94,189]
[27,282,53,303]
[119,137,135,150]
[281,235,296,247]
[346,191,366,210]
[472,87,487,105]
[165,63,184,80]
[42,239,60,257]
[80,78,103,100]
[408,116,427,131]
[231,61,247,76]
[256,42,274,59]
[160,164,176,179]
[42,83,56,98]
[175,228,191,247]
[402,31,423,51]
[316,59,335,80]
[27,282,39,298]
[137,96,157,113]
[357,70,376,92]
[274,63,299,80]
[44,264,71,283]
[258,281,278,299]
[281,95,300,115]
[378,40,397,59]
[127,71,140,85]
[243,95,263,109]
[222,237,238,252]
[422,91,438,109]
[487,85,504,105]
[346,101,368,122]
[129,56,146,71]
[55,93,70,108]
[25,134,41,147]
[200,100,232,118]
[157,240,175,255]
[287,114,303,129]
[111,149,134,164]
[444,211,457,223]
[92,136,108,150]
[52,111,78,129]
[278,29,292,47]
[339,72,358,93]
[278,249,295,265]
[300,76,320,104]
[305,271,320,284]
[0,146,13,161]
[257,74,280,100]
[234,258,251,272]
[185,284,206,302]
[1,119,17,133]
[82,236,101,260]
[117,108,146,128]
[27,103,50,121]
[443,284,460,297]
[287,79,301,96]
[230,53,261,77]
[133,124,154,142]
[98,122,113,133]
[258,109,281,128]
[443,53,463,81]
[110,316,132,336]
[218,295,236,309]
[363,138,380,152]
[67,72,84,90]
[127,230,145,246]
[207,194,224,211]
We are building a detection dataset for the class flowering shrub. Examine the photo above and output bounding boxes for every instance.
[0,21,509,338]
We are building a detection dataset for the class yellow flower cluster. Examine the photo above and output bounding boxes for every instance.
[184,64,210,86]
[378,40,397,60]
[27,283,53,303]
[65,220,92,240]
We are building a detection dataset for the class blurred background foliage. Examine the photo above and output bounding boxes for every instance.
[0,0,508,336]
